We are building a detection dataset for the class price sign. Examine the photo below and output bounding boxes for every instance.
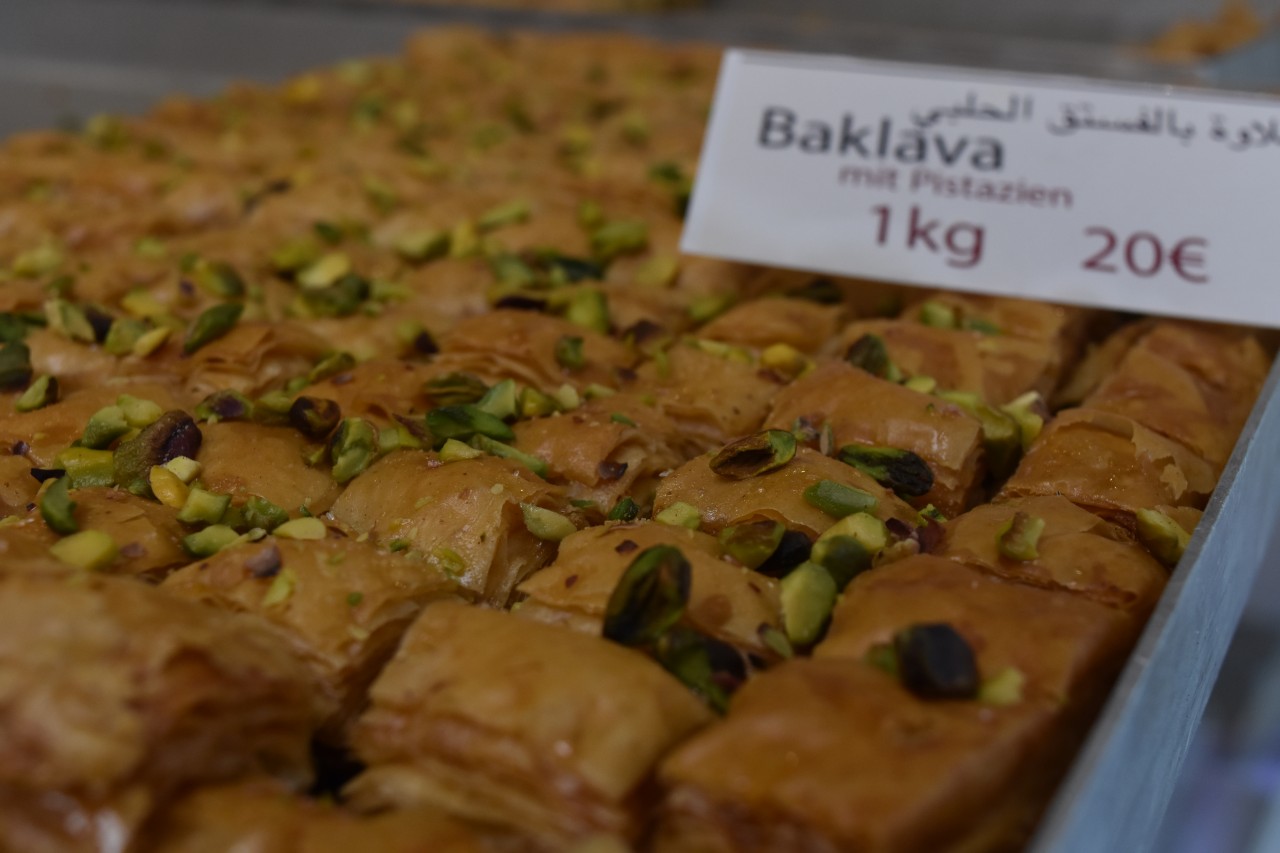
[682,50,1280,327]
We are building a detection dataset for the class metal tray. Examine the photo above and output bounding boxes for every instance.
[4,3,1279,850]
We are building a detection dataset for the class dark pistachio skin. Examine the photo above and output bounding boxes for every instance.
[754,529,813,579]
[603,545,692,648]
[844,333,896,379]
[113,411,203,492]
[607,496,640,522]
[426,405,515,444]
[424,373,489,407]
[656,626,743,714]
[329,418,377,485]
[708,430,798,480]
[893,623,980,700]
[195,390,254,422]
[838,445,935,499]
[289,396,342,440]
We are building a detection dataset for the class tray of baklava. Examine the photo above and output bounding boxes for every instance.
[0,26,1275,853]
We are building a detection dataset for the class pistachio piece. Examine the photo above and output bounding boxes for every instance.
[329,418,378,484]
[467,435,549,478]
[271,237,320,273]
[688,294,736,324]
[103,318,147,355]
[554,335,586,371]
[1135,508,1192,568]
[754,529,813,579]
[49,529,117,571]
[709,430,798,481]
[273,517,328,540]
[184,303,244,354]
[117,395,163,428]
[603,544,691,647]
[802,479,879,518]
[477,200,531,231]
[177,488,231,525]
[163,456,202,484]
[113,411,203,493]
[299,274,370,318]
[15,374,57,412]
[606,496,640,522]
[148,466,190,509]
[476,379,518,421]
[779,561,837,647]
[655,626,734,714]
[810,534,872,591]
[191,259,246,298]
[864,642,899,676]
[718,520,785,570]
[182,525,241,558]
[979,667,1026,706]
[937,391,1021,480]
[655,501,701,530]
[243,495,289,532]
[903,375,939,395]
[44,299,96,344]
[893,623,980,700]
[838,444,935,498]
[426,405,515,444]
[308,351,357,385]
[131,326,172,358]
[393,230,449,263]
[564,289,611,335]
[999,391,1048,452]
[80,405,131,449]
[918,300,958,329]
[845,334,901,381]
[812,512,889,566]
[39,477,78,535]
[758,624,795,659]
[195,389,253,422]
[298,252,352,289]
[519,387,560,418]
[590,219,648,261]
[288,396,342,440]
[56,448,115,489]
[0,342,33,390]
[520,503,577,542]
[996,511,1045,561]
[424,372,489,407]
[438,438,484,463]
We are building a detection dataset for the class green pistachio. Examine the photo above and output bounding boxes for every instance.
[191,260,246,298]
[195,389,253,422]
[520,503,577,541]
[838,444,935,498]
[329,418,378,484]
[655,501,701,530]
[1135,508,1192,568]
[426,405,515,444]
[779,561,837,647]
[113,411,203,494]
[996,511,1045,561]
[49,529,117,571]
[555,335,586,371]
[936,391,1021,480]
[476,379,518,421]
[918,300,958,329]
[308,351,357,384]
[708,430,797,480]
[243,496,289,532]
[467,435,549,478]
[0,342,32,390]
[802,479,879,518]
[564,289,611,334]
[184,303,244,354]
[39,477,78,535]
[718,520,785,570]
[607,496,640,522]
[844,333,901,381]
[590,220,648,261]
[393,230,450,263]
[15,374,57,412]
[603,545,691,647]
[655,626,731,714]
[424,372,489,407]
[80,405,131,449]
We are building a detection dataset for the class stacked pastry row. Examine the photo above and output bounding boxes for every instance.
[0,27,1271,853]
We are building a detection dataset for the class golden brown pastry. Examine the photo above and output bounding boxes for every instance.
[0,572,319,852]
[698,297,844,356]
[197,420,342,516]
[346,601,713,846]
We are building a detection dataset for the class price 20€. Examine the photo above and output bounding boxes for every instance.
[871,205,1209,284]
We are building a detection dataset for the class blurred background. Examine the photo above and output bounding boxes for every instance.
[4,1,1278,850]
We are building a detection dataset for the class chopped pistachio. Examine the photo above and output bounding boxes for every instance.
[893,623,980,700]
[162,456,202,484]
[182,524,241,558]
[865,642,899,676]
[779,561,837,647]
[261,567,298,607]
[80,406,130,449]
[191,260,246,298]
[962,316,1002,335]
[56,447,116,489]
[120,289,167,319]
[655,501,701,530]
[103,318,147,355]
[347,591,364,607]
[273,517,327,540]
[113,411,203,493]
[15,374,57,412]
[184,303,244,354]
[117,395,163,428]
[297,252,352,290]
[476,379,518,421]
[254,391,293,424]
[329,418,378,484]
[936,391,1021,479]
[803,479,879,519]
[564,289,611,334]
[378,424,421,454]
[449,220,480,258]
[39,477,78,535]
[195,389,253,423]
[755,530,814,579]
[996,511,1045,561]
[307,351,356,385]
[13,243,64,278]
[554,335,586,371]
[44,299,96,344]
[810,534,872,591]
[426,404,515,444]
[709,430,797,480]
[610,412,636,428]
[552,384,581,411]
[635,254,679,287]
[607,496,640,522]
[270,237,320,273]
[578,200,605,229]
[297,274,370,318]
[838,444,935,499]
[687,293,735,324]
[313,220,345,245]
[918,300,958,329]
[903,375,939,395]
[519,387,559,418]
[393,230,449,263]
[477,200,531,231]
[288,396,342,440]
[467,435,549,478]
[520,503,577,542]
[1135,508,1192,568]
[845,333,901,381]
[603,544,691,647]
[131,326,172,358]
[999,391,1048,451]
[813,512,889,563]
[758,624,794,659]
[439,437,484,463]
[761,343,811,379]
[424,372,488,407]
[49,529,117,571]
[919,504,947,524]
[177,487,230,525]
[243,495,289,532]
[590,220,648,261]
[718,520,785,570]
[0,342,32,390]
[655,627,732,714]
[979,667,1026,706]
[149,466,190,509]
[0,311,40,344]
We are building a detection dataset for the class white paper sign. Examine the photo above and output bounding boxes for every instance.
[683,50,1280,327]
